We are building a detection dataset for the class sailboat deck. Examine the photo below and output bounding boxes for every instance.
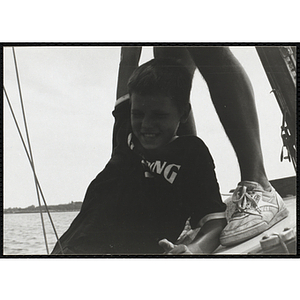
[214,196,297,255]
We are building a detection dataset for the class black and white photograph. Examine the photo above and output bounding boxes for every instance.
[3,44,297,257]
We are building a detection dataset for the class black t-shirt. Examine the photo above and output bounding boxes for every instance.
[51,99,225,255]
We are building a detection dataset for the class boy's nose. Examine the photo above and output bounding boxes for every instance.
[141,116,154,129]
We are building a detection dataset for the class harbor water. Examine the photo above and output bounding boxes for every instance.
[3,211,79,255]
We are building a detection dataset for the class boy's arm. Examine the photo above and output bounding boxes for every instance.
[159,218,226,254]
[112,47,142,151]
[116,46,142,99]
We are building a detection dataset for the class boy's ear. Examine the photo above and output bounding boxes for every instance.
[180,103,191,123]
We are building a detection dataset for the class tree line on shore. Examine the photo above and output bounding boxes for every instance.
[4,201,83,214]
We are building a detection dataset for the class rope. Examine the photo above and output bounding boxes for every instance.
[12,47,49,255]
[4,86,65,255]
[272,233,290,254]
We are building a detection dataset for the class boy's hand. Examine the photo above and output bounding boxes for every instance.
[159,239,192,254]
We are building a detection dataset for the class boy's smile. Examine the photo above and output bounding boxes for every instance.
[131,93,185,150]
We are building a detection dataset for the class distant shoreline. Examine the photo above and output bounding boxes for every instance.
[4,209,81,214]
[4,201,82,214]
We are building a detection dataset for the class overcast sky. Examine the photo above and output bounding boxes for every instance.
[4,46,295,208]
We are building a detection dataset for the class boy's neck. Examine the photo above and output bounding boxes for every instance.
[133,134,179,157]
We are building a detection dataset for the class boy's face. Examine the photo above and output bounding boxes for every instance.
[131,93,184,150]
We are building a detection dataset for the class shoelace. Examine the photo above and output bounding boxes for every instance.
[233,186,262,215]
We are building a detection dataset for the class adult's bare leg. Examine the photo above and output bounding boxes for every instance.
[153,46,197,137]
[186,46,289,246]
[187,46,270,190]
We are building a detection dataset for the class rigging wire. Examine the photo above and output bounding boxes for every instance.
[11,47,49,255]
[4,87,65,255]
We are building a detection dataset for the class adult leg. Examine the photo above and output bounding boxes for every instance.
[187,46,288,246]
[187,46,270,190]
[153,46,197,137]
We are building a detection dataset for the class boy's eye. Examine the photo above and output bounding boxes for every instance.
[131,111,169,119]
[155,113,169,118]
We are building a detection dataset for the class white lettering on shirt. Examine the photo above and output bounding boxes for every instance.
[152,161,167,174]
[142,159,181,184]
[163,164,181,184]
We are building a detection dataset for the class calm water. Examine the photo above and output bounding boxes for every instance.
[3,211,79,255]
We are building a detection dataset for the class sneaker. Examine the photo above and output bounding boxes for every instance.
[220,181,289,247]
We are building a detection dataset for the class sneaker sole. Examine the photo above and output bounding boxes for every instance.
[220,206,289,247]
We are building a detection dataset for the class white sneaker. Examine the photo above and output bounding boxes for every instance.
[220,181,289,247]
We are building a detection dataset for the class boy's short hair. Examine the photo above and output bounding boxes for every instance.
[127,58,193,112]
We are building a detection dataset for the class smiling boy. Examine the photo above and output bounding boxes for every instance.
[51,47,226,255]
[131,94,183,150]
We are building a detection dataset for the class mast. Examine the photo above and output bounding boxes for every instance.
[256,46,297,170]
